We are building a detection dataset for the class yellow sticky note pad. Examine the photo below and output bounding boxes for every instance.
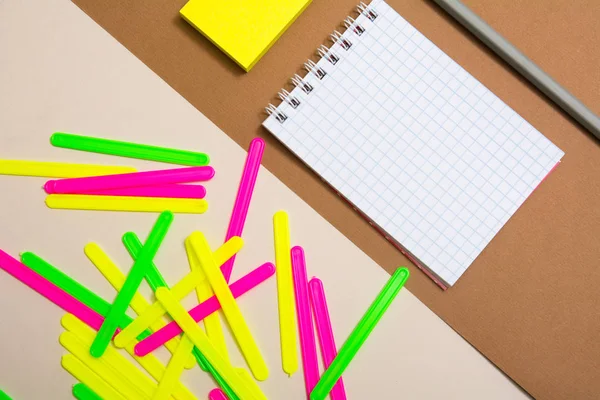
[180,0,312,72]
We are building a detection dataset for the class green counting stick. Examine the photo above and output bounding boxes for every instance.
[20,252,152,340]
[91,211,173,357]
[310,268,410,400]
[0,389,12,400]
[123,232,240,400]
[51,133,210,166]
[72,383,102,400]
[122,232,169,292]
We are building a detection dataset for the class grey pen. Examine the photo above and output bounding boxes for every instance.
[432,0,600,140]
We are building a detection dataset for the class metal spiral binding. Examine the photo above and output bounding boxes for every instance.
[278,89,301,109]
[331,30,353,50]
[304,59,327,80]
[317,45,340,65]
[357,1,378,21]
[267,1,378,123]
[344,16,365,35]
[265,103,287,123]
[291,74,314,94]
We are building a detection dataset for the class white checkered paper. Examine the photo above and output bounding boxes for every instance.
[263,0,563,286]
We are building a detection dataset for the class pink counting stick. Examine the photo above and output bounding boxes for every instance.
[44,166,214,194]
[85,184,206,199]
[0,248,105,331]
[291,246,320,398]
[221,138,264,282]
[309,278,347,400]
[209,389,228,400]
[134,262,275,357]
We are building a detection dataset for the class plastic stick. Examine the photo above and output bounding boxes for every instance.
[136,262,274,356]
[221,138,264,282]
[19,251,145,336]
[46,194,208,214]
[91,211,173,357]
[113,236,243,349]
[83,243,194,368]
[185,238,229,361]
[44,166,214,194]
[60,333,146,400]
[85,184,206,199]
[291,246,320,397]
[189,232,268,381]
[122,232,170,289]
[61,355,126,400]
[0,389,12,400]
[122,232,208,371]
[155,288,266,400]
[0,160,135,178]
[72,383,103,400]
[208,389,227,400]
[310,268,410,400]
[63,314,197,400]
[309,278,346,400]
[0,248,105,332]
[153,335,195,400]
[273,211,298,376]
[50,133,210,166]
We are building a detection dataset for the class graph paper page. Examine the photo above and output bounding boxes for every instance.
[263,0,564,286]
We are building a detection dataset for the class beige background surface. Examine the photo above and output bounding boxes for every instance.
[0,1,527,399]
[67,0,600,398]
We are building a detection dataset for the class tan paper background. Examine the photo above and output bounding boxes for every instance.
[45,0,600,398]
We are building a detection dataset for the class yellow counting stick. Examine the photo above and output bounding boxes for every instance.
[189,232,268,381]
[114,237,243,349]
[0,160,136,178]
[59,332,146,400]
[273,211,298,376]
[185,237,229,361]
[84,243,195,369]
[155,287,266,400]
[66,330,160,400]
[46,194,208,214]
[237,368,262,396]
[61,354,127,400]
[62,314,197,400]
[153,335,195,400]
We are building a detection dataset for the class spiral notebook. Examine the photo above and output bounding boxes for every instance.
[263,0,564,288]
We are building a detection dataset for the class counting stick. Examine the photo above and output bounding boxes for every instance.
[44,166,214,194]
[221,138,264,282]
[189,232,268,381]
[45,194,208,214]
[0,160,135,178]
[91,211,173,357]
[72,383,102,400]
[273,211,298,375]
[291,246,320,397]
[185,238,229,361]
[50,133,210,166]
[135,262,274,356]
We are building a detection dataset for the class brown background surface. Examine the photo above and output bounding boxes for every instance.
[71,0,600,398]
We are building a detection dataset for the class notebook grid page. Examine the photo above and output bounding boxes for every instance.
[263,0,564,286]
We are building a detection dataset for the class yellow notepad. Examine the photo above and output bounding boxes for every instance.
[180,0,312,72]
